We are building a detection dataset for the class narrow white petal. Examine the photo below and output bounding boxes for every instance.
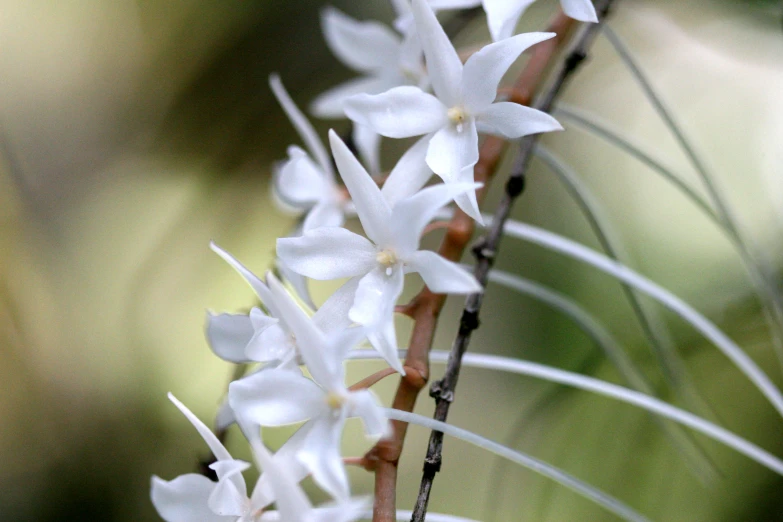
[228,371,325,427]
[277,228,377,280]
[205,311,256,363]
[210,243,278,316]
[344,86,448,138]
[312,277,361,336]
[168,393,233,462]
[477,101,563,138]
[425,118,479,178]
[390,181,481,255]
[265,272,335,388]
[561,0,599,22]
[350,389,392,439]
[430,0,482,8]
[352,123,382,177]
[321,7,401,73]
[411,0,463,106]
[482,0,536,42]
[381,135,433,206]
[250,423,313,510]
[244,323,290,363]
[367,317,405,375]
[462,32,555,110]
[310,76,396,119]
[308,498,370,522]
[299,413,350,501]
[151,475,233,522]
[406,250,482,293]
[328,130,392,245]
[270,74,333,177]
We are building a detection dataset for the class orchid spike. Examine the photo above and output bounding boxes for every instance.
[277,131,482,373]
[344,0,563,222]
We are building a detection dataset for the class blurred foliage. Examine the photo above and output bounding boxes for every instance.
[0,0,782,521]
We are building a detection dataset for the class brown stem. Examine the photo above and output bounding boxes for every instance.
[349,367,399,392]
[368,10,580,522]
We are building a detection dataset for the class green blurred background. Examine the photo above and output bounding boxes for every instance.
[1,0,782,520]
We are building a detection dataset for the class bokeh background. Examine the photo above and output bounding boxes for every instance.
[1,0,782,520]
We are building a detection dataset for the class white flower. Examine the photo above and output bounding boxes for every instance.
[311,6,429,176]
[277,130,482,373]
[344,0,562,222]
[270,74,344,233]
[311,6,427,119]
[229,272,390,501]
[207,242,356,367]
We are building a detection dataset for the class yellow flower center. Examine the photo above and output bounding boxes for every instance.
[447,106,467,132]
[326,392,345,410]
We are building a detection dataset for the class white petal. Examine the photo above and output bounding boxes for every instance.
[302,201,344,233]
[349,389,392,439]
[299,413,350,501]
[482,0,536,42]
[312,277,361,336]
[367,318,405,375]
[274,146,328,207]
[381,135,432,206]
[463,32,555,110]
[210,243,278,316]
[329,130,392,245]
[270,74,333,177]
[205,311,256,363]
[562,0,598,22]
[265,272,334,389]
[425,118,479,178]
[352,123,382,177]
[208,460,251,516]
[244,323,290,363]
[477,101,563,138]
[390,181,481,255]
[310,76,396,119]
[277,228,377,280]
[321,6,401,73]
[405,250,482,293]
[250,423,313,510]
[430,0,482,8]
[249,437,313,518]
[349,267,403,330]
[344,86,447,138]
[442,164,484,223]
[228,371,325,427]
[214,398,236,432]
[168,393,233,462]
[151,475,233,522]
[411,0,463,106]
[324,326,370,385]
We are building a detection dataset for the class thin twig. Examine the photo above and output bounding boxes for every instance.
[410,2,618,520]
[365,10,579,522]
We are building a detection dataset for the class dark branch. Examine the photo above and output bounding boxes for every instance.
[410,2,618,520]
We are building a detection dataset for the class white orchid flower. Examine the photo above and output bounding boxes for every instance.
[344,0,563,222]
[270,74,345,233]
[277,131,482,374]
[207,242,357,367]
[311,6,429,176]
[229,272,390,501]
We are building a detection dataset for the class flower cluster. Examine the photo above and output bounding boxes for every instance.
[151,0,591,519]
